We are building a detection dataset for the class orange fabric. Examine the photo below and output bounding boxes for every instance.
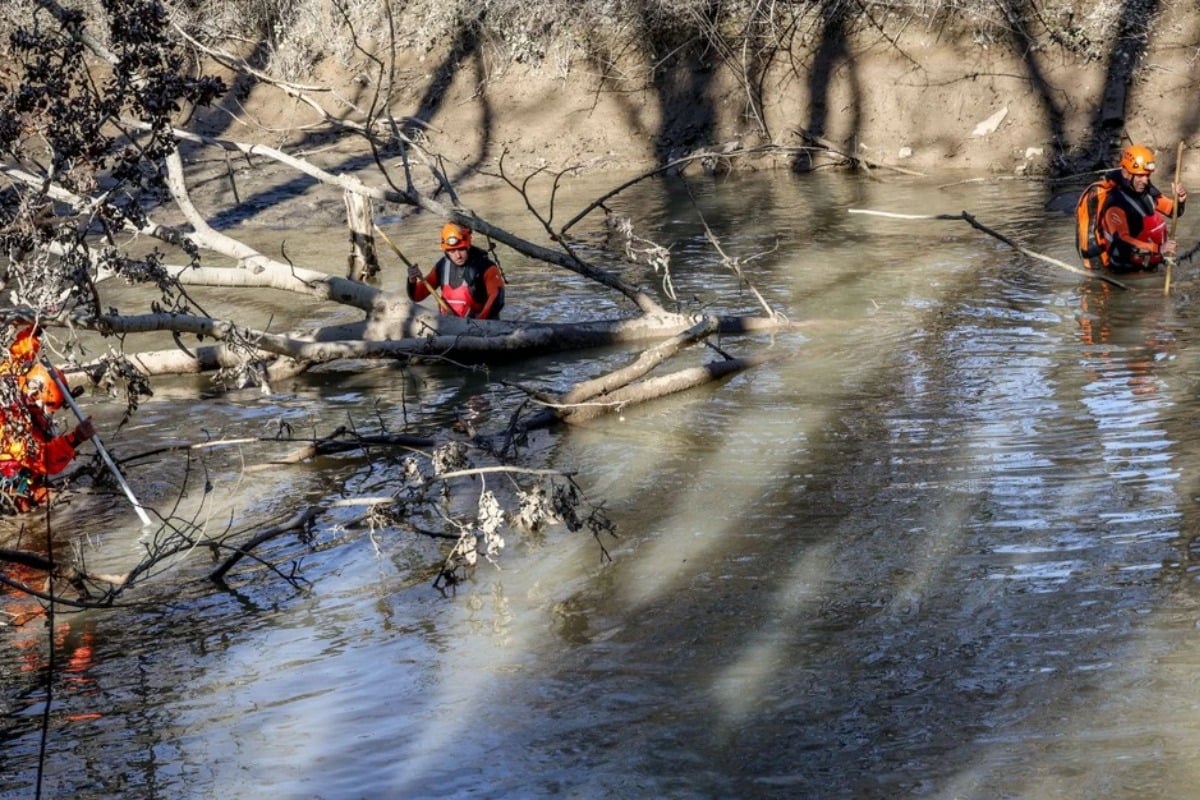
[0,345,82,511]
[1087,169,1184,270]
[0,403,77,478]
[1075,179,1113,269]
[436,277,479,317]
[1101,198,1177,268]
[5,324,41,371]
[0,426,76,513]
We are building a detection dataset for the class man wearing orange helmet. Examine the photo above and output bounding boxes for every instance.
[0,325,95,512]
[1095,144,1188,271]
[406,223,506,320]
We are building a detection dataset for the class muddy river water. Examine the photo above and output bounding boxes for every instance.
[5,168,1200,799]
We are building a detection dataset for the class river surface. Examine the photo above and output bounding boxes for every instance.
[5,167,1200,799]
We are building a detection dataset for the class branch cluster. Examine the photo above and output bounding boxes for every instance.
[1,420,617,611]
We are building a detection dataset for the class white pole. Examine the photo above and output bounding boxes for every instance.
[44,361,153,526]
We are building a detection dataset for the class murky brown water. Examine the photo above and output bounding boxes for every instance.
[5,169,1200,799]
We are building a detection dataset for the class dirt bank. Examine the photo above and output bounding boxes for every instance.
[204,5,1200,194]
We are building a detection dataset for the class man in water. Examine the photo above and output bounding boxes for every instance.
[1095,144,1188,272]
[406,223,506,319]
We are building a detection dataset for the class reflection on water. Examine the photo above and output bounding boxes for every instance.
[5,171,1200,798]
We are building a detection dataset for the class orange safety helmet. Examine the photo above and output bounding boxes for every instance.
[19,364,67,412]
[1120,144,1156,175]
[6,324,41,369]
[440,222,471,251]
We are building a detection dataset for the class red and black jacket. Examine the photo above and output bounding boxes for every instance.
[1100,169,1183,271]
[407,246,505,319]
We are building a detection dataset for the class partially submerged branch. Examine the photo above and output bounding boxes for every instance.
[209,508,319,582]
[484,317,785,453]
[848,207,1132,290]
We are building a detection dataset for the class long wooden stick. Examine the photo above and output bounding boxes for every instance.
[45,361,153,526]
[1165,140,1184,296]
[372,223,452,314]
[848,208,1131,290]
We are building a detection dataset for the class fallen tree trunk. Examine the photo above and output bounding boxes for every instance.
[560,353,777,424]
[483,352,777,454]
[481,320,784,451]
[69,303,806,380]
[559,317,722,404]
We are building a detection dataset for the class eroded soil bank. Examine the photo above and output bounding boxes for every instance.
[197,4,1200,193]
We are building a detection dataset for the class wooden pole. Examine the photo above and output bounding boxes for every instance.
[372,223,452,314]
[1165,141,1184,296]
[343,191,379,282]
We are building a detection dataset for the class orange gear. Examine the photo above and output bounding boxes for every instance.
[1120,145,1156,175]
[440,222,471,251]
[2,324,41,374]
[18,364,66,412]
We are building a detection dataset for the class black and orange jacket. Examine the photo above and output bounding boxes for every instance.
[1089,170,1184,270]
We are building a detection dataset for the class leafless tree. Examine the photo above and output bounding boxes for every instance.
[0,0,794,605]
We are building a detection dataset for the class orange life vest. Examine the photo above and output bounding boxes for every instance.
[1075,178,1114,269]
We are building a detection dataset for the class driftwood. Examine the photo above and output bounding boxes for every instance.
[0,548,129,603]
[794,127,927,177]
[2,321,720,604]
[245,430,438,472]
[1165,140,1184,295]
[483,318,783,454]
[848,208,1131,290]
[209,508,320,582]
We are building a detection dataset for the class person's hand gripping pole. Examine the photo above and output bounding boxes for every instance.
[373,224,453,314]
